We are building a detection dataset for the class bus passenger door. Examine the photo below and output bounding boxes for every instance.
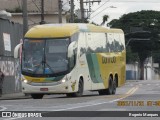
[77,32,92,90]
[86,33,106,90]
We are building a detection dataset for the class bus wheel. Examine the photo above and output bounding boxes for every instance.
[31,94,44,99]
[73,78,84,97]
[98,90,105,95]
[66,93,74,97]
[106,77,113,95]
[112,79,117,94]
[98,77,113,95]
[66,78,83,97]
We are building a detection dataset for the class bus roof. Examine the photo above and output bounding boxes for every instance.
[25,23,124,38]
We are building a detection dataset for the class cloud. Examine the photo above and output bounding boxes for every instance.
[89,1,160,25]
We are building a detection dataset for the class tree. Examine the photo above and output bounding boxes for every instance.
[108,10,160,80]
[101,15,109,25]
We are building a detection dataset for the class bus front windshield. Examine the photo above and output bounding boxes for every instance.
[22,38,69,77]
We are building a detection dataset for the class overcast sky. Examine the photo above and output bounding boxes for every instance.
[71,0,160,25]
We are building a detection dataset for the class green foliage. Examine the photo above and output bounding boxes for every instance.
[101,15,109,25]
[74,18,88,23]
[126,46,139,63]
[15,7,22,13]
[6,7,22,13]
[91,22,99,26]
[108,10,160,33]
[108,10,160,64]
[69,13,89,23]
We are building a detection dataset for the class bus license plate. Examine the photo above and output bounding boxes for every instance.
[40,88,48,91]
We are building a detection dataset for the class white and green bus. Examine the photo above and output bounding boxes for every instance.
[14,24,126,99]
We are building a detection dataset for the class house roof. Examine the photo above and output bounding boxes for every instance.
[0,0,58,13]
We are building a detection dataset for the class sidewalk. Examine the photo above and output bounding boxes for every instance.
[0,92,31,100]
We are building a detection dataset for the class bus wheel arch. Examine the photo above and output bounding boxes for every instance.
[112,74,118,95]
[98,74,113,95]
[76,76,84,97]
[107,74,113,95]
[66,76,84,97]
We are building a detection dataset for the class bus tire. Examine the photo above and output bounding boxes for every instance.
[31,94,44,99]
[98,90,105,95]
[112,79,116,94]
[106,76,113,95]
[98,77,113,95]
[66,93,74,97]
[66,78,83,97]
[75,78,83,97]
[73,78,84,97]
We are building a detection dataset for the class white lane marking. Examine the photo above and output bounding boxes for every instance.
[139,84,142,86]
[0,106,7,111]
[23,86,139,111]
[97,108,126,111]
[147,84,151,86]
[0,86,139,120]
[2,117,22,120]
[51,86,139,111]
[156,84,159,86]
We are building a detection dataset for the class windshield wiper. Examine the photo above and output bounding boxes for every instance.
[33,62,42,74]
[44,61,54,74]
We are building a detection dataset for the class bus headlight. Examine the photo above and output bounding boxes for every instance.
[24,80,28,83]
[61,79,66,83]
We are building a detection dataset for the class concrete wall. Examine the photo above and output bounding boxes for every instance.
[11,13,67,28]
[1,0,67,27]
[126,63,139,80]
[0,0,58,13]
[144,64,160,80]
[0,57,21,94]
[0,18,22,94]
[126,58,160,80]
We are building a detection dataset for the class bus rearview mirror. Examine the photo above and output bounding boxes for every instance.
[14,43,22,58]
[68,41,77,58]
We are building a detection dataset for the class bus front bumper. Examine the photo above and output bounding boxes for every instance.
[22,81,77,94]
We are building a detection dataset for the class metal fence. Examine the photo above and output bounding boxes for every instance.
[0,18,23,94]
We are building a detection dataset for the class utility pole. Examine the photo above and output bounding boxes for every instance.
[22,0,28,35]
[83,0,101,19]
[40,0,45,24]
[70,0,74,23]
[80,0,84,23]
[80,0,101,22]
[58,0,62,23]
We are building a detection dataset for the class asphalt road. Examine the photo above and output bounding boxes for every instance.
[0,79,160,120]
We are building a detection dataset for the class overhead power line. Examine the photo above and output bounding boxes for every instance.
[90,6,116,20]
[58,0,62,23]
[32,0,41,12]
[89,0,110,16]
[63,0,69,7]
[102,0,160,3]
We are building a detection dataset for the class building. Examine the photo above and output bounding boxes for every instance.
[0,0,67,27]
[0,0,68,94]
[0,17,23,94]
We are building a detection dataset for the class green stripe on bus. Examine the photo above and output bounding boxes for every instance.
[86,54,103,83]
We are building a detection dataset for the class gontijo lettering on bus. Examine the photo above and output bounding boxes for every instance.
[102,56,116,64]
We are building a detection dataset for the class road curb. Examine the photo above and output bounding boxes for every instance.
[0,96,31,100]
